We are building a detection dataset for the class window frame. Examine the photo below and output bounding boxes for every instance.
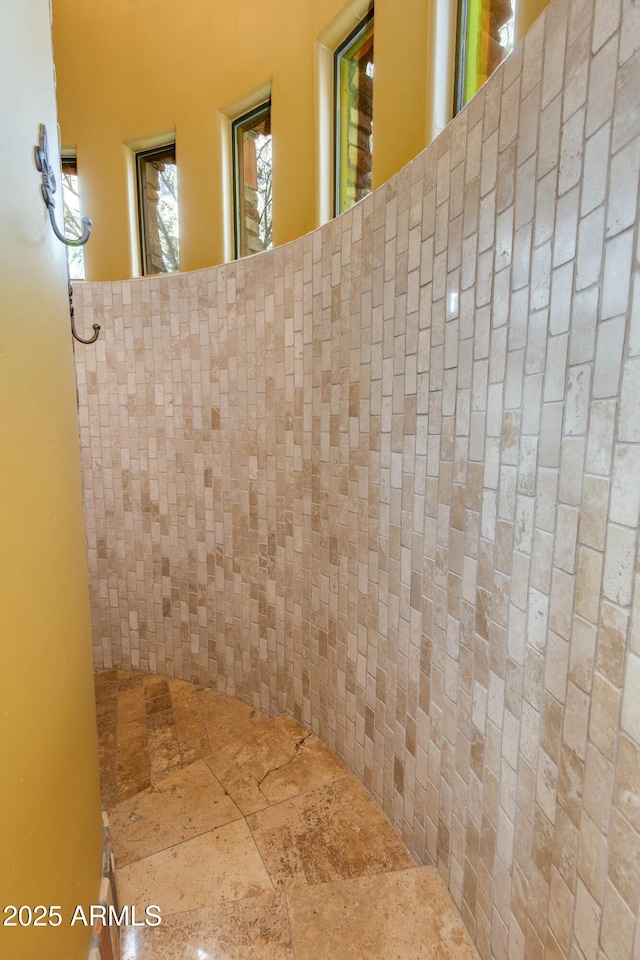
[454,0,516,115]
[61,155,78,178]
[454,0,471,116]
[136,142,179,276]
[60,154,86,281]
[231,100,273,260]
[334,6,374,217]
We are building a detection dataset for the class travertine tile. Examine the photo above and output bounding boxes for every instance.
[583,745,614,833]
[608,809,640,911]
[573,878,601,960]
[110,760,242,865]
[586,35,619,137]
[607,138,640,238]
[592,0,621,52]
[619,0,640,64]
[121,894,294,960]
[600,880,636,960]
[287,867,478,960]
[247,777,413,890]
[116,820,274,916]
[577,812,607,900]
[76,6,640,959]
[204,713,347,814]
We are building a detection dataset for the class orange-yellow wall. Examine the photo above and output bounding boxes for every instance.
[52,0,550,282]
[373,0,432,188]
[516,0,551,39]
[0,3,103,959]
[51,0,433,280]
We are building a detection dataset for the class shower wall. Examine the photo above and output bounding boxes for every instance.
[74,0,640,956]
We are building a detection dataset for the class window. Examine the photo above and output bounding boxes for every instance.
[232,102,273,259]
[61,156,85,281]
[455,0,515,113]
[136,144,180,275]
[335,9,374,216]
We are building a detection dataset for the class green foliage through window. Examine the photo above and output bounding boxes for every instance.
[335,10,374,216]
[456,0,515,113]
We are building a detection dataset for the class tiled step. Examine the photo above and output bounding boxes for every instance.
[96,668,273,807]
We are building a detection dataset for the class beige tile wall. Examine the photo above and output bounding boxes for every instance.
[74,0,640,955]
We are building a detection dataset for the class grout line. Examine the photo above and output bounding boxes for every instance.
[243,805,278,896]
[114,813,247,870]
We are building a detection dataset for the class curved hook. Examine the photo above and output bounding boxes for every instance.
[71,316,101,344]
[47,203,92,247]
[34,124,92,247]
[34,124,100,346]
[69,281,101,345]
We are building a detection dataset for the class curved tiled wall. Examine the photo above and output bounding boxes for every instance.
[75,0,640,956]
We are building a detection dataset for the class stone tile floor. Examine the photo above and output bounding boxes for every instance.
[96,670,479,959]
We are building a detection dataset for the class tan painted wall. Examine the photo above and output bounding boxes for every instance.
[0,3,103,959]
[54,0,546,281]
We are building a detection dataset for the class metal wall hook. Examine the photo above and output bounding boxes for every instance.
[69,281,100,345]
[35,123,100,344]
[34,124,92,247]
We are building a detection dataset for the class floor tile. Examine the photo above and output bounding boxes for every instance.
[197,686,269,748]
[95,668,119,697]
[142,674,170,700]
[247,777,413,890]
[96,677,119,806]
[120,893,294,959]
[178,735,211,765]
[109,760,243,866]
[147,719,182,783]
[287,866,479,960]
[116,725,151,804]
[117,670,146,691]
[117,820,274,916]
[118,682,145,725]
[205,712,347,814]
[98,731,118,809]
[97,672,479,960]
